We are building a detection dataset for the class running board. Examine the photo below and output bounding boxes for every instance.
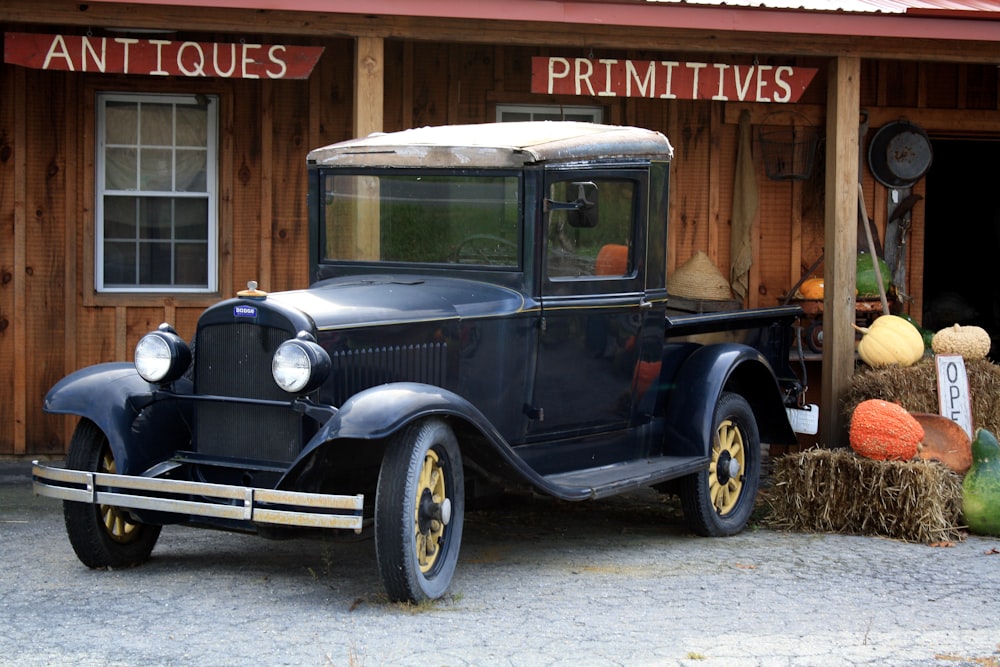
[542,456,708,500]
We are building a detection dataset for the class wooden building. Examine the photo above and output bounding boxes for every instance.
[2,0,1000,457]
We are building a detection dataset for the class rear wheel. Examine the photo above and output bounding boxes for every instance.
[62,419,161,568]
[679,392,761,537]
[375,418,465,602]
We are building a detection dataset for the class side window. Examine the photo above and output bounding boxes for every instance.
[546,178,635,280]
[96,92,218,293]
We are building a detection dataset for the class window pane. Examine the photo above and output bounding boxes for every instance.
[103,196,137,239]
[176,149,207,192]
[175,243,208,285]
[105,102,137,145]
[103,241,136,285]
[141,103,174,145]
[139,242,172,284]
[140,148,173,191]
[139,198,173,239]
[175,199,208,240]
[176,105,207,146]
[105,148,137,190]
[547,179,634,279]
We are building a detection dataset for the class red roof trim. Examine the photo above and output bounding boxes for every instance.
[91,0,1000,42]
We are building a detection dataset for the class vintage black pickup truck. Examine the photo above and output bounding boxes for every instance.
[34,121,812,602]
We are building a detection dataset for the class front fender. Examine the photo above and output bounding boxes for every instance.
[664,343,796,457]
[44,363,190,474]
[286,382,561,496]
[309,381,502,445]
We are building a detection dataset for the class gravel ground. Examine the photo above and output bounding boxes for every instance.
[1,460,999,667]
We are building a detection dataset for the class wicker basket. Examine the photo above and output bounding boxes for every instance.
[668,251,733,301]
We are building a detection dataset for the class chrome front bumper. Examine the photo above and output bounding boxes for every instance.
[32,462,364,532]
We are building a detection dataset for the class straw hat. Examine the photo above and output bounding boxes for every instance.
[669,251,734,300]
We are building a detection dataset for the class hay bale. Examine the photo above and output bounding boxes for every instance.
[844,357,1000,436]
[767,448,964,543]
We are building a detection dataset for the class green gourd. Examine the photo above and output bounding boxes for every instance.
[962,428,1000,536]
[856,253,891,298]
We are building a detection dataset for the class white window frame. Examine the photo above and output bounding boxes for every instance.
[95,92,219,293]
[496,104,603,123]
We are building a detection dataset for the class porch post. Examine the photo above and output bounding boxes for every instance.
[354,36,384,139]
[820,55,861,448]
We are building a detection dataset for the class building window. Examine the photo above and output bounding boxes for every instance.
[496,104,602,123]
[96,92,218,293]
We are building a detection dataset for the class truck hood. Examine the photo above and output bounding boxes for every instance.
[267,275,529,330]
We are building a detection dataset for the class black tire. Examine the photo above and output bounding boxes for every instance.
[375,418,465,603]
[62,419,162,568]
[678,392,761,537]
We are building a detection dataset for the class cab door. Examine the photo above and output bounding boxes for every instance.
[525,170,649,444]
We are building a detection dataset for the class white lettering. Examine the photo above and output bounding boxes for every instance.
[755,64,773,102]
[686,62,707,98]
[772,66,793,103]
[114,38,138,74]
[547,57,570,94]
[574,58,596,96]
[212,43,237,77]
[733,65,755,101]
[598,59,617,97]
[626,60,655,98]
[177,41,206,77]
[266,45,288,79]
[658,61,678,99]
[81,36,106,73]
[42,35,74,71]
[149,39,171,76]
[712,63,729,101]
[241,43,262,79]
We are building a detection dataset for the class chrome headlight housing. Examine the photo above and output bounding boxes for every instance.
[271,333,331,394]
[134,324,191,384]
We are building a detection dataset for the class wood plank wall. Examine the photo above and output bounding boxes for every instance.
[2,34,999,455]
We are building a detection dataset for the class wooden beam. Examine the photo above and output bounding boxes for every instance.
[820,55,861,449]
[13,66,26,455]
[3,1,1000,64]
[354,36,384,139]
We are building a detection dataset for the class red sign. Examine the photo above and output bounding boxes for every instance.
[4,32,324,80]
[532,57,817,104]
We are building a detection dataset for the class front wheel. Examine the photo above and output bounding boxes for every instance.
[375,418,465,602]
[679,392,761,537]
[62,419,162,568]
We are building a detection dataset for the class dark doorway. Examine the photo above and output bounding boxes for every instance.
[922,138,1000,356]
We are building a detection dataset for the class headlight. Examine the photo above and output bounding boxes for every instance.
[135,324,191,384]
[271,334,330,394]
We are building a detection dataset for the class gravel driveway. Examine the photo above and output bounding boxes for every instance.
[1,461,999,667]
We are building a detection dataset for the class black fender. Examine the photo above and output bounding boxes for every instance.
[663,343,796,458]
[284,382,567,497]
[44,363,190,475]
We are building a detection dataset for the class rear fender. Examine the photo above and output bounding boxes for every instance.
[664,344,796,457]
[44,363,191,475]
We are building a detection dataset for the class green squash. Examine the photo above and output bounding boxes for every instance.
[962,428,1000,536]
[856,252,891,298]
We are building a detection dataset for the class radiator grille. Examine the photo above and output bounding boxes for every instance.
[328,343,448,406]
[194,322,300,463]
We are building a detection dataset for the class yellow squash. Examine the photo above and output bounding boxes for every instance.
[853,314,925,368]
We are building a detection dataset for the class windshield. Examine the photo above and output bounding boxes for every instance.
[320,172,520,268]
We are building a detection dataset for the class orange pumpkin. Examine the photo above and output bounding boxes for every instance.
[797,277,824,300]
[849,399,924,461]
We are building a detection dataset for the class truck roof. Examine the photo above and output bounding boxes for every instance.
[306,121,674,169]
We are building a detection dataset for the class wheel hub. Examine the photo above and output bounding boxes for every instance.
[709,418,746,516]
[415,450,449,573]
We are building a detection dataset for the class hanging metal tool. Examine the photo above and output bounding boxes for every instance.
[868,121,933,300]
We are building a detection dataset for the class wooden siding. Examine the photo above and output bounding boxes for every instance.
[2,32,1000,455]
